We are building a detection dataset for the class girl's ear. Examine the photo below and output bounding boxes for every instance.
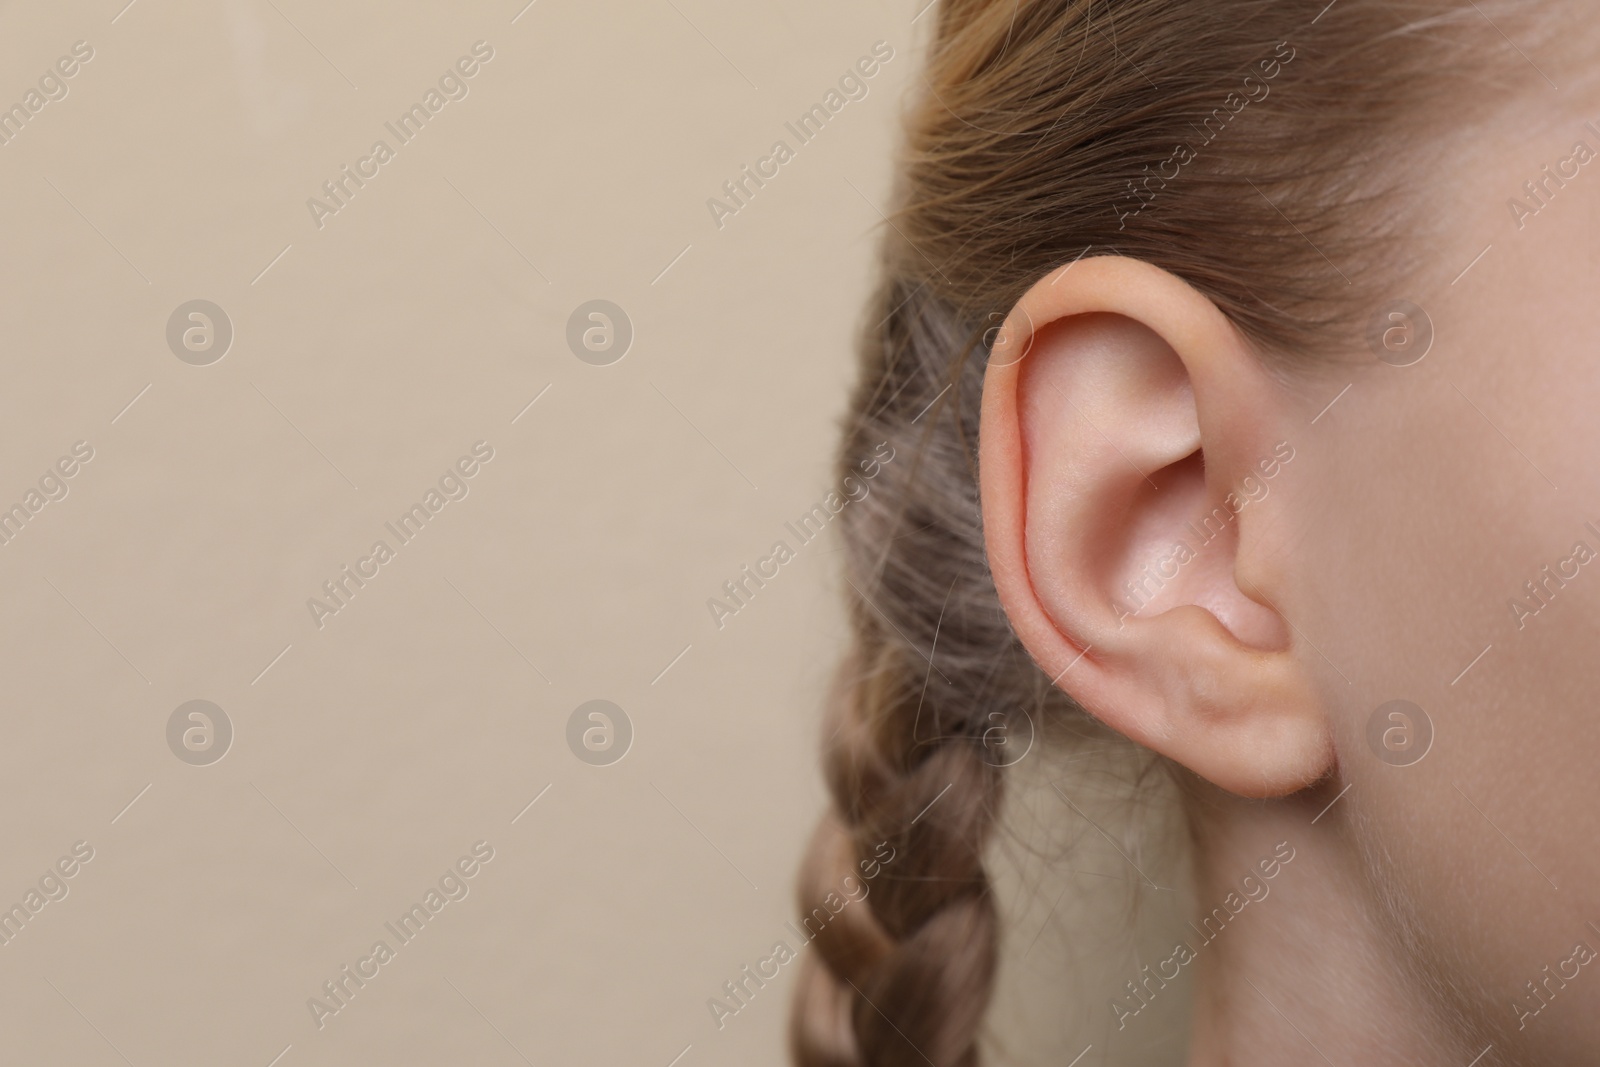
[979,256,1334,798]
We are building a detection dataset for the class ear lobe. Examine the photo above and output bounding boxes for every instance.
[980,257,1333,798]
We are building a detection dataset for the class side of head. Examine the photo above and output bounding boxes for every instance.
[793,2,1592,1064]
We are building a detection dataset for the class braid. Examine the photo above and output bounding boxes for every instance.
[792,644,1004,1067]
[790,256,1043,1067]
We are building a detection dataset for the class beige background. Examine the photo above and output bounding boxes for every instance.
[0,1,1189,1064]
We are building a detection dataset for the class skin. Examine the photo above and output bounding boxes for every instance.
[977,82,1600,1066]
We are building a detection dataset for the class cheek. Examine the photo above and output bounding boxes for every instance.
[1277,115,1600,1049]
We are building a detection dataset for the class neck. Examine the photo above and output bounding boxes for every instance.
[1181,784,1472,1067]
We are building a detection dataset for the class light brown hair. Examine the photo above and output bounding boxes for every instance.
[791,2,1545,1064]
